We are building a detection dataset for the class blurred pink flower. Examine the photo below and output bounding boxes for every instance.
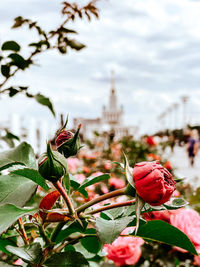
[109,177,126,189]
[101,184,109,194]
[143,210,177,223]
[172,190,181,197]
[82,166,90,173]
[86,152,100,160]
[74,174,86,184]
[104,229,144,266]
[170,209,200,253]
[91,171,104,177]
[67,158,80,173]
[194,255,200,266]
[13,259,24,265]
[104,161,112,170]
[111,143,122,160]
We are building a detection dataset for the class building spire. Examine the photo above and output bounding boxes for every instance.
[109,70,117,110]
[111,69,115,91]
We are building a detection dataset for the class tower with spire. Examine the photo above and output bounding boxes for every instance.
[102,71,124,126]
[73,71,134,140]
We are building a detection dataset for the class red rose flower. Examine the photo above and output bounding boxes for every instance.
[146,136,156,146]
[133,161,176,206]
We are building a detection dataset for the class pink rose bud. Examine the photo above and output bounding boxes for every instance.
[56,130,74,147]
[133,161,176,206]
[56,123,81,158]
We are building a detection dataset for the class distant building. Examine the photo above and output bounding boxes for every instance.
[73,72,136,140]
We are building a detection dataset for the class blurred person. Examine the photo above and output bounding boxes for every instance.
[186,130,198,167]
[169,134,175,153]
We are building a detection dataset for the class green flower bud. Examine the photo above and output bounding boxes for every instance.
[38,143,65,182]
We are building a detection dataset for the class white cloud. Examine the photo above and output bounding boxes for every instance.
[1,0,200,134]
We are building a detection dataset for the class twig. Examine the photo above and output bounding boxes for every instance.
[53,180,75,215]
[17,218,29,245]
[85,199,136,215]
[76,187,127,214]
[54,234,85,253]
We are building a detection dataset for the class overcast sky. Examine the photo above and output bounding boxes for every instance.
[1,0,200,135]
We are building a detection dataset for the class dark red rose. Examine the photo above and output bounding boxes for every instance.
[133,161,176,206]
[55,130,74,147]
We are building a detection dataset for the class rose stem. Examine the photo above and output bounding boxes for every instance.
[38,224,52,247]
[76,187,127,214]
[17,218,29,245]
[84,199,136,216]
[54,234,85,253]
[51,222,66,242]
[53,180,75,215]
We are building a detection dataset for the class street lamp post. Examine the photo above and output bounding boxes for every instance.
[172,103,178,129]
[181,95,189,128]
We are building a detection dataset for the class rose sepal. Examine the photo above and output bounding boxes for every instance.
[135,193,145,235]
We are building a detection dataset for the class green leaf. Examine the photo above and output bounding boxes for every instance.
[44,251,89,266]
[55,220,88,244]
[2,41,21,52]
[8,53,27,69]
[78,174,110,191]
[67,39,86,51]
[0,131,20,148]
[81,230,101,254]
[163,198,188,209]
[58,46,67,54]
[34,93,55,117]
[1,65,10,77]
[60,27,77,34]
[96,216,134,244]
[70,174,88,198]
[12,168,49,191]
[0,142,37,171]
[6,242,42,264]
[133,220,198,255]
[0,204,36,234]
[12,16,24,28]
[101,207,124,220]
[128,217,146,227]
[8,87,20,97]
[0,237,16,254]
[0,173,37,207]
[74,243,95,259]
[29,40,50,49]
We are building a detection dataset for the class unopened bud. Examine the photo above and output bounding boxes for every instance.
[38,143,66,182]
[56,118,82,158]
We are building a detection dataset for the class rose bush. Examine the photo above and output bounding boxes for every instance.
[0,124,198,266]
